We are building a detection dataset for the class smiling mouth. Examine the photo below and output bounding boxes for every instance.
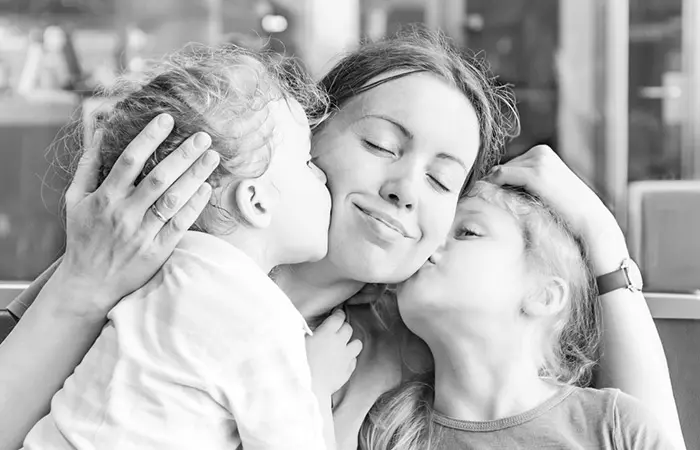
[354,204,409,237]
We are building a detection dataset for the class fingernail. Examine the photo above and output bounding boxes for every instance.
[194,133,212,149]
[158,114,173,128]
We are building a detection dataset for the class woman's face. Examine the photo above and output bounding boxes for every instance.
[397,195,532,334]
[311,72,481,283]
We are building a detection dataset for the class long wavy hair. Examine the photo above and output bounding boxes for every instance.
[359,181,601,450]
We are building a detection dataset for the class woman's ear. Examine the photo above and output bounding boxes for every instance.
[522,276,568,318]
[233,179,275,229]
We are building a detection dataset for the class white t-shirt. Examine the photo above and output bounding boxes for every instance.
[23,231,325,450]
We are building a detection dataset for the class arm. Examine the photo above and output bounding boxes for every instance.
[0,115,218,450]
[489,145,685,449]
[613,390,679,449]
[588,225,686,450]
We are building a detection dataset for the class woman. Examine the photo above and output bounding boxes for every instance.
[0,29,684,450]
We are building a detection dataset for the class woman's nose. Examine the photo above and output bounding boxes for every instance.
[379,176,418,210]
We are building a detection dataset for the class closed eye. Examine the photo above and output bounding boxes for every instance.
[428,174,450,193]
[362,139,396,156]
[456,226,481,238]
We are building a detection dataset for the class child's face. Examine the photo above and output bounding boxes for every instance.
[263,98,332,264]
[397,195,533,332]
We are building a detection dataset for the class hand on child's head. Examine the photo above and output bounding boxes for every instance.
[305,309,363,397]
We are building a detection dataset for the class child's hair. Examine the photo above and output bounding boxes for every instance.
[87,44,328,233]
[316,25,520,197]
[359,181,601,450]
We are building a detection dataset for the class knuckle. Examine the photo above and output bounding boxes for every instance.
[120,151,136,167]
[93,191,112,212]
[169,215,186,233]
[160,192,179,211]
[179,141,198,160]
[143,124,161,141]
[111,210,135,238]
[148,170,166,189]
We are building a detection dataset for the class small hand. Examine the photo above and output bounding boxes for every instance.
[306,309,363,398]
[58,114,220,317]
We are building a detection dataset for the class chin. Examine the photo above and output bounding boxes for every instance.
[328,242,423,284]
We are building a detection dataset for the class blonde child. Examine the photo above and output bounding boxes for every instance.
[360,181,675,449]
[23,45,359,450]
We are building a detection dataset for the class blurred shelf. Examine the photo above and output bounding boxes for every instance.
[646,292,700,320]
[0,94,79,125]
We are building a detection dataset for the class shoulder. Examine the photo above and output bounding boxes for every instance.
[607,389,677,449]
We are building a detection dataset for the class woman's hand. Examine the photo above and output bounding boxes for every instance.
[487,145,628,275]
[57,113,220,318]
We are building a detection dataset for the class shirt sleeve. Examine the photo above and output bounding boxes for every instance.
[613,390,679,450]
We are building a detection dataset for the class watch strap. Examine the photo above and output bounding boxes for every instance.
[596,267,631,295]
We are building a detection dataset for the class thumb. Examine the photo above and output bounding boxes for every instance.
[67,129,103,204]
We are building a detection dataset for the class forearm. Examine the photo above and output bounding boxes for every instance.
[588,223,685,449]
[0,269,107,450]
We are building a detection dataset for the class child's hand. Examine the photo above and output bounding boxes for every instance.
[306,309,363,398]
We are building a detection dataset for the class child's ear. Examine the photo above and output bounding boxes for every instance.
[522,277,568,318]
[233,179,276,229]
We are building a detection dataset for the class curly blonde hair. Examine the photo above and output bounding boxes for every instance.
[90,44,328,232]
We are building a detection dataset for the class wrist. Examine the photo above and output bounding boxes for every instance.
[44,263,116,321]
[582,217,631,277]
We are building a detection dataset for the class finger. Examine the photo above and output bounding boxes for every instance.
[155,182,213,246]
[66,129,103,204]
[348,358,357,374]
[346,339,363,358]
[486,165,533,189]
[131,132,214,213]
[101,114,175,193]
[338,322,353,343]
[505,145,554,166]
[317,309,346,333]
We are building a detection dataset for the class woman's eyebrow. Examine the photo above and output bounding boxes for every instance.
[364,114,413,139]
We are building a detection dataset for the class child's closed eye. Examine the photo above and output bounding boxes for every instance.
[455,226,482,238]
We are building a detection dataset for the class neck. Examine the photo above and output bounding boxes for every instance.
[426,319,557,421]
[274,258,366,321]
[217,230,276,274]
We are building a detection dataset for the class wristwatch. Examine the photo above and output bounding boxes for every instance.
[596,258,644,295]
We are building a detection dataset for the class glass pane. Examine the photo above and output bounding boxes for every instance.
[628,0,683,181]
[464,0,559,160]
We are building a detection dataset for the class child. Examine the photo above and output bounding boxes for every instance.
[23,45,359,450]
[360,181,676,449]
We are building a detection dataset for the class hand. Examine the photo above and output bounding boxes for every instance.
[306,309,363,398]
[56,113,220,318]
[487,145,629,275]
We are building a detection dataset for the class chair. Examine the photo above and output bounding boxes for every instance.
[628,181,700,449]
[0,308,16,344]
[0,282,28,344]
[628,180,700,292]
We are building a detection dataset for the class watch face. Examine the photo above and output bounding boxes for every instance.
[625,259,644,291]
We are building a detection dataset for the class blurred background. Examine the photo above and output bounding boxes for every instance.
[0,0,696,281]
[0,0,698,446]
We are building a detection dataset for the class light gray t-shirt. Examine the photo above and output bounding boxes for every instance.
[432,386,676,449]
